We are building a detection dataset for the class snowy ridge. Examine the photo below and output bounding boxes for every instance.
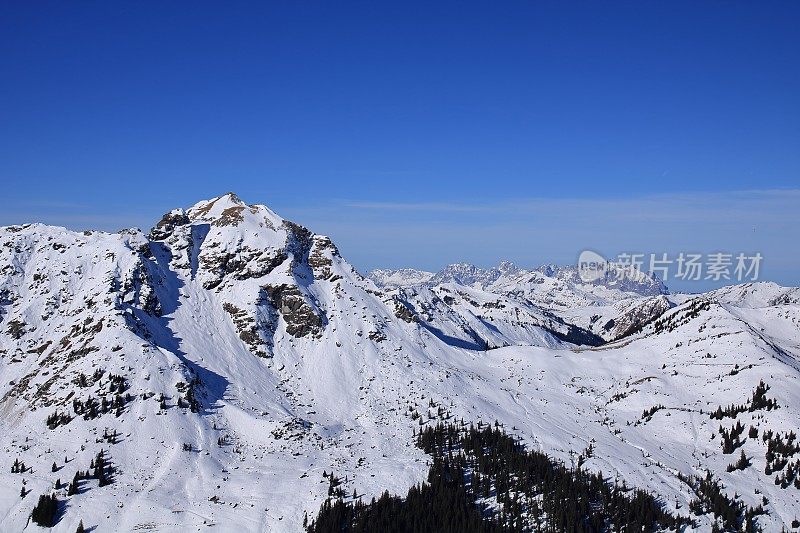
[707,282,800,308]
[1,194,799,532]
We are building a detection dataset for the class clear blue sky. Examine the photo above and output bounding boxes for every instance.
[1,2,798,289]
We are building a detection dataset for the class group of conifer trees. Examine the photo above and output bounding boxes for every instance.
[719,421,746,454]
[763,430,800,488]
[30,493,59,527]
[680,470,765,532]
[710,381,778,420]
[30,492,85,532]
[306,421,692,532]
[26,449,114,528]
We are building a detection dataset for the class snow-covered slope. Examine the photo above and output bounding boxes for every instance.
[1,194,798,532]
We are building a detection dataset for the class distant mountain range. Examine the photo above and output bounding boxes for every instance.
[370,259,667,296]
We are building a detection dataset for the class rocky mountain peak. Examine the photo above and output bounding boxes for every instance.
[429,262,501,287]
[496,260,519,276]
[183,192,284,230]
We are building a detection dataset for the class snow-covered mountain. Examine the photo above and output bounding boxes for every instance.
[369,259,670,346]
[1,194,799,532]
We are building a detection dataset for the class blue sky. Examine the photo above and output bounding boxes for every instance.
[1,2,798,289]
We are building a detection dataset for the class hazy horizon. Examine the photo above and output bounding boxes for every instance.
[1,188,796,292]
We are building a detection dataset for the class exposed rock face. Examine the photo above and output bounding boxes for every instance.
[121,259,162,316]
[148,209,190,241]
[198,245,287,290]
[308,236,340,282]
[6,319,26,339]
[264,284,324,338]
[223,301,272,357]
[283,221,313,256]
[213,205,247,227]
[391,296,417,323]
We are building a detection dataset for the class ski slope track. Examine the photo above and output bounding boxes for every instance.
[1,193,798,531]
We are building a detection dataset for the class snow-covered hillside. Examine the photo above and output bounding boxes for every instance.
[1,194,798,532]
